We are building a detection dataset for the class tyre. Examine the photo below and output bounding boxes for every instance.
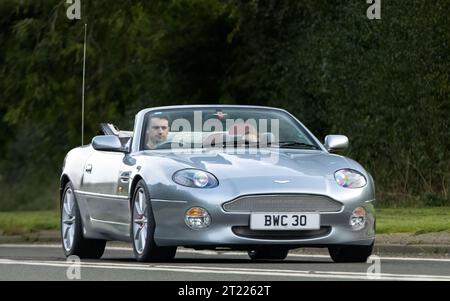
[61,182,106,259]
[328,243,374,263]
[248,247,289,260]
[131,180,177,262]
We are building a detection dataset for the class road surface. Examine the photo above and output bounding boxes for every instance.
[0,244,449,281]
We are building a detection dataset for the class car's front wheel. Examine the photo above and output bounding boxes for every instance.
[248,248,289,260]
[61,182,106,259]
[328,243,374,263]
[131,180,177,262]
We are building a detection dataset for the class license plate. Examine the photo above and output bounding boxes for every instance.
[250,213,320,230]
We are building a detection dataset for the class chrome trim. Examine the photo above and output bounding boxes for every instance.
[74,190,129,200]
[274,180,291,184]
[152,199,188,203]
[90,217,130,226]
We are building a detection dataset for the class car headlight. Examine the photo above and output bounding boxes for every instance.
[334,169,367,188]
[173,169,219,188]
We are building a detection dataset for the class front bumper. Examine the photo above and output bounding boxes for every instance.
[151,196,376,248]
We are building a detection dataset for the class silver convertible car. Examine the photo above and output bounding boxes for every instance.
[60,105,375,262]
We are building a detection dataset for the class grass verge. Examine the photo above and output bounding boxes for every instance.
[0,211,59,235]
[0,207,449,236]
[376,207,450,234]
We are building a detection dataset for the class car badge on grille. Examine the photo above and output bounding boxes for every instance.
[274,180,290,184]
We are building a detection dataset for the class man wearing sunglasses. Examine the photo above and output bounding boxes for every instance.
[146,116,170,149]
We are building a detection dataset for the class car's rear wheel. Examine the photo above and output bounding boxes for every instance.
[248,247,289,260]
[131,180,177,262]
[61,182,106,259]
[328,243,374,263]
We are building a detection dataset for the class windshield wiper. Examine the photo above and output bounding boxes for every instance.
[214,140,257,147]
[203,139,319,149]
[269,141,320,149]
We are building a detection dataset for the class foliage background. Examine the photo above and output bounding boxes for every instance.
[0,0,449,210]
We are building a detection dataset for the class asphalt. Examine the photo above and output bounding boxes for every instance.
[0,244,449,281]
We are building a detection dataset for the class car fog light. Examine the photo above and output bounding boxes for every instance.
[185,207,211,230]
[350,207,366,231]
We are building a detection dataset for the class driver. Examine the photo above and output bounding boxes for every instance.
[146,116,170,149]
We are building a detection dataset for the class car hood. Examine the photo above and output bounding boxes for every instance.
[141,148,360,195]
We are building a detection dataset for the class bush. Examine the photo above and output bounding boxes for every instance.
[0,1,448,210]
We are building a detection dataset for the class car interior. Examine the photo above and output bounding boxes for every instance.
[99,123,133,147]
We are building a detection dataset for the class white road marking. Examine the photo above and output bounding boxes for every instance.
[154,264,450,280]
[0,259,449,281]
[1,244,449,262]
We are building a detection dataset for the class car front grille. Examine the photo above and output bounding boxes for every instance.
[222,194,342,213]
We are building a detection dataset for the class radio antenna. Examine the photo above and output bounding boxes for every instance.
[81,23,87,145]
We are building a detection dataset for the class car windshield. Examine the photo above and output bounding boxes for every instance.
[141,107,319,150]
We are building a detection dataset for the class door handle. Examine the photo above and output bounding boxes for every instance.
[85,164,93,173]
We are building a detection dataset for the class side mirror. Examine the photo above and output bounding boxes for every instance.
[92,135,124,152]
[324,135,349,153]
